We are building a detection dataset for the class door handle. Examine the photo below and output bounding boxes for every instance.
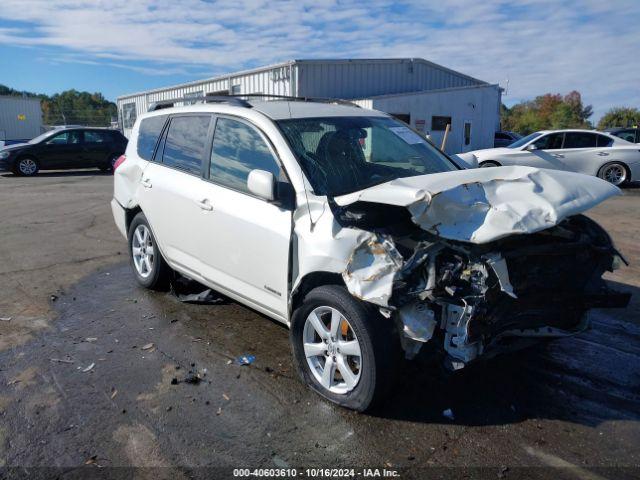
[141,178,152,188]
[197,199,213,211]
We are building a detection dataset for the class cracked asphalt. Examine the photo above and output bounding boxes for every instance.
[0,171,639,479]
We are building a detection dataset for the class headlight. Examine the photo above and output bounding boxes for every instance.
[0,151,10,160]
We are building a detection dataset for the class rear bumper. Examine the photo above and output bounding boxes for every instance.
[111,198,127,239]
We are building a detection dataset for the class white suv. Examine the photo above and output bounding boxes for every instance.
[112,96,629,411]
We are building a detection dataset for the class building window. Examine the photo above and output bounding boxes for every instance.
[231,85,241,95]
[184,91,204,105]
[431,116,452,131]
[390,113,410,124]
[122,103,137,129]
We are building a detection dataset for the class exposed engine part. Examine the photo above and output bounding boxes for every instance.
[396,302,437,359]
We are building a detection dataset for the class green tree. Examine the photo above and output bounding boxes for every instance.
[502,91,593,134]
[0,84,116,127]
[597,107,640,129]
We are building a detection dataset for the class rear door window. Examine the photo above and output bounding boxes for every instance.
[137,115,167,161]
[596,135,614,147]
[84,131,108,143]
[209,117,281,194]
[161,115,211,175]
[563,132,597,149]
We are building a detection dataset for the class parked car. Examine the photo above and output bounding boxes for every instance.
[605,127,639,144]
[494,130,522,148]
[112,98,629,411]
[0,127,128,176]
[456,129,640,186]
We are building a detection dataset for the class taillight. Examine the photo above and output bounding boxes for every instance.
[113,154,126,171]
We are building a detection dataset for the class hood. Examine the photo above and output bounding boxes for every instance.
[0,142,29,152]
[333,166,620,244]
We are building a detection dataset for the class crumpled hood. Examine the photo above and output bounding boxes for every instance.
[333,166,620,244]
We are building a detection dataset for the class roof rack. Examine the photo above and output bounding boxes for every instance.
[147,93,359,112]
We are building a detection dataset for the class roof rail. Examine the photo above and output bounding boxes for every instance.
[147,93,359,112]
[148,95,251,112]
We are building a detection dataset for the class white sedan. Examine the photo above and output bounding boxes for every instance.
[456,129,640,185]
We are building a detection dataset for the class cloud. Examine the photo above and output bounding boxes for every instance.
[0,0,638,118]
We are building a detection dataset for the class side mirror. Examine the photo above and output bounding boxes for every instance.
[247,169,275,201]
[526,144,538,151]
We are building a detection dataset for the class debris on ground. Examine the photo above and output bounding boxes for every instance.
[85,337,98,343]
[222,393,230,401]
[216,407,222,415]
[110,388,118,399]
[84,455,97,465]
[0,317,11,322]
[50,294,58,302]
[170,273,228,304]
[50,358,74,364]
[82,363,95,373]
[170,377,178,385]
[442,408,455,421]
[236,354,255,366]
[141,343,154,351]
[498,466,509,478]
[184,373,201,385]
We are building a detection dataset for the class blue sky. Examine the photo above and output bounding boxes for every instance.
[0,0,638,121]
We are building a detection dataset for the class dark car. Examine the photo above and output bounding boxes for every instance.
[605,127,640,144]
[494,130,522,148]
[0,127,128,176]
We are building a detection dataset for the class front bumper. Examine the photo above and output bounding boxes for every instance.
[111,198,127,239]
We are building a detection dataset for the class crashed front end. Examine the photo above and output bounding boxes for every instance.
[332,167,631,369]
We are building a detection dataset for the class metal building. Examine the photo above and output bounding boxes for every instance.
[0,96,43,145]
[117,58,501,153]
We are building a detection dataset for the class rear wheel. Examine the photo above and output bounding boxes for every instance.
[15,157,39,176]
[598,162,628,186]
[128,213,171,290]
[290,285,398,411]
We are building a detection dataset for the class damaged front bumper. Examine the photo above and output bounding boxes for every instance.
[342,214,630,369]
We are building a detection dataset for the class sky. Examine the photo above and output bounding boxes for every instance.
[0,0,638,121]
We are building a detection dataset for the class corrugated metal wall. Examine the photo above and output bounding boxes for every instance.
[117,59,488,137]
[0,96,43,141]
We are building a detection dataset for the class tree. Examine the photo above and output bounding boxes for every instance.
[502,91,593,134]
[0,84,116,127]
[597,107,640,129]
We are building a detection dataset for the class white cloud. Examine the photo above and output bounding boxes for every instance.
[0,0,638,119]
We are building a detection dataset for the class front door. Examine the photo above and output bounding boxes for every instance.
[198,116,292,319]
[37,130,84,169]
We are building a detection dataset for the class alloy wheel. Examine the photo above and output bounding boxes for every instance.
[602,164,626,185]
[131,224,155,278]
[303,306,362,394]
[18,159,37,175]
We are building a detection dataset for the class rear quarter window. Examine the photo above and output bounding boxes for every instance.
[137,115,167,161]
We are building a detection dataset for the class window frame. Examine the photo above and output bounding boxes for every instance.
[204,114,291,202]
[156,113,215,177]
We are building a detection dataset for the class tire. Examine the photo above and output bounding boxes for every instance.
[480,160,501,168]
[127,212,171,290]
[598,162,629,186]
[15,157,40,176]
[290,285,399,411]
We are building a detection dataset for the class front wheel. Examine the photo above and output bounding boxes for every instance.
[15,157,39,176]
[290,285,399,411]
[128,212,171,290]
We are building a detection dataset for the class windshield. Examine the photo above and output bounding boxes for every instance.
[507,132,542,149]
[277,116,458,196]
[28,131,57,144]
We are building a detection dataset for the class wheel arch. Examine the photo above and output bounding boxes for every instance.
[479,159,502,167]
[124,205,143,234]
[291,271,346,315]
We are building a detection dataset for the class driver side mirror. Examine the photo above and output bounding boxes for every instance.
[526,144,538,151]
[247,169,275,201]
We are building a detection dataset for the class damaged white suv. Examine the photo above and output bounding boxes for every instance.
[112,96,630,411]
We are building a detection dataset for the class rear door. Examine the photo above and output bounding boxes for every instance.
[197,116,293,319]
[83,130,111,166]
[557,132,600,174]
[137,114,214,277]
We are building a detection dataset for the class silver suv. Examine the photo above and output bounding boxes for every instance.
[111,95,629,411]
